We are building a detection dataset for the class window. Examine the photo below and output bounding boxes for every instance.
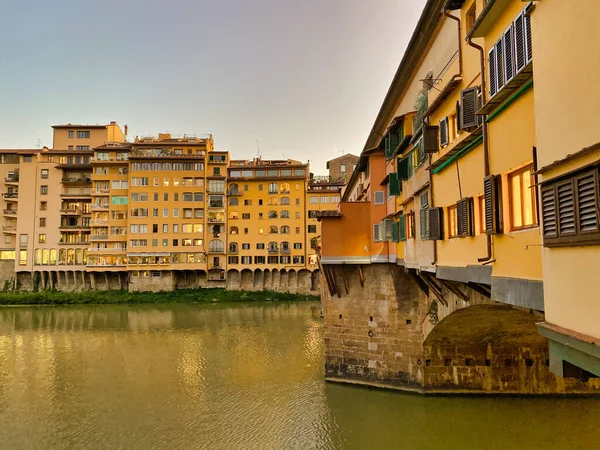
[540,167,600,247]
[257,243,265,250]
[242,213,250,219]
[457,197,475,237]
[374,191,385,205]
[268,183,278,194]
[77,131,90,138]
[242,243,250,250]
[254,256,265,264]
[439,117,449,147]
[509,165,537,230]
[38,234,46,243]
[309,196,318,204]
[39,217,46,227]
[280,197,290,205]
[164,193,169,202]
[341,164,346,174]
[40,185,48,195]
[41,169,48,179]
[466,2,476,31]
[308,225,317,233]
[163,209,169,218]
[208,180,224,193]
[213,167,220,175]
[294,243,302,249]
[230,198,239,206]
[447,204,458,238]
[19,250,27,265]
[244,199,252,206]
[228,256,239,264]
[76,146,89,151]
[229,242,239,253]
[20,234,28,247]
[68,131,74,139]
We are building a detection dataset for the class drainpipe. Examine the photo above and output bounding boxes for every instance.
[466,34,493,263]
[429,153,437,266]
[443,4,462,78]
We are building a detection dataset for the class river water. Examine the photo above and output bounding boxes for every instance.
[0,302,598,450]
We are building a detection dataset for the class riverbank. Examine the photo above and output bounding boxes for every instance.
[0,288,320,306]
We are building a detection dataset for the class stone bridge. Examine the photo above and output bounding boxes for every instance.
[321,264,600,394]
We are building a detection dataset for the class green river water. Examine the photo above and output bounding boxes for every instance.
[0,301,598,450]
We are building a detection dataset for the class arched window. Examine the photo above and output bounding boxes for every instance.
[67,249,75,265]
[268,182,278,194]
[280,196,290,205]
[229,198,238,206]
[280,210,290,219]
[268,197,278,205]
[268,241,278,253]
[59,249,67,265]
[280,226,290,234]
[281,241,290,253]
[50,249,57,265]
[83,249,88,264]
[269,226,278,234]
[35,249,42,265]
[268,210,278,219]
[229,226,239,235]
[279,183,290,193]
[229,242,239,253]
[42,249,49,265]
[75,249,83,264]
[229,183,239,195]
[209,240,224,252]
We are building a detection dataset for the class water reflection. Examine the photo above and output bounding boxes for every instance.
[0,302,598,450]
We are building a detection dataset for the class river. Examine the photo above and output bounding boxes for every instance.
[0,302,598,450]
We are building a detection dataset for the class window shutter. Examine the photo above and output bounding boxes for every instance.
[420,191,429,208]
[409,211,415,238]
[428,207,443,240]
[389,132,400,158]
[423,125,439,153]
[576,172,599,233]
[488,47,497,98]
[420,208,429,240]
[460,87,479,129]
[455,100,461,131]
[541,185,558,239]
[373,224,380,242]
[514,13,526,73]
[384,136,390,155]
[399,214,407,241]
[495,39,504,92]
[525,13,533,64]
[374,191,385,204]
[392,221,399,242]
[484,175,503,234]
[389,172,401,196]
[397,156,410,180]
[503,25,515,83]
[457,197,474,237]
[557,181,576,235]
[439,117,449,147]
[384,219,394,241]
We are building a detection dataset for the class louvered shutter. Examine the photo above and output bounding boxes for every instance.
[428,207,443,240]
[541,185,558,239]
[385,219,394,241]
[398,156,410,180]
[460,87,479,129]
[389,172,401,196]
[373,224,380,242]
[484,175,502,234]
[495,39,504,92]
[455,100,461,131]
[503,25,515,83]
[423,125,440,153]
[488,47,497,98]
[420,208,428,240]
[399,214,407,241]
[439,117,449,147]
[514,13,526,73]
[557,181,576,235]
[524,13,533,64]
[576,171,599,233]
[409,211,415,238]
[457,197,474,237]
[379,222,387,242]
[392,221,399,242]
[384,136,390,157]
[389,132,400,158]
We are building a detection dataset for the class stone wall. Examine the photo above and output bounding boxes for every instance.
[0,261,16,290]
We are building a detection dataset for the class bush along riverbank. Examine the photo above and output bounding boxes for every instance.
[0,288,320,306]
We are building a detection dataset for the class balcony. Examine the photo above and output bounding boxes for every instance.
[60,207,80,214]
[207,217,225,224]
[92,188,110,195]
[4,175,19,184]
[59,225,89,230]
[90,235,109,241]
[2,226,16,234]
[281,248,291,255]
[89,247,127,253]
[92,204,109,210]
[227,190,243,196]
[90,219,109,226]
[268,248,279,254]
[59,240,90,245]
[89,157,129,163]
[2,209,17,216]
[61,188,91,197]
[61,177,91,186]
[2,192,18,200]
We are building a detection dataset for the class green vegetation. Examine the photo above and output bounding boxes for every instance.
[0,289,320,306]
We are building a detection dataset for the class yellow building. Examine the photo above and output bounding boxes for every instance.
[531,0,600,378]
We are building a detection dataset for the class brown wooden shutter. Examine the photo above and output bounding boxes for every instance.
[557,181,576,235]
[540,185,558,239]
[460,87,479,129]
[576,171,599,233]
[439,117,449,147]
[503,25,515,83]
[484,175,502,234]
[488,47,497,98]
[455,100,461,131]
[525,13,533,63]
[457,197,474,237]
[514,13,526,73]
[423,125,439,153]
[428,207,443,240]
[495,39,504,91]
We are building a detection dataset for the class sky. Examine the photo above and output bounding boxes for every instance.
[0,0,426,175]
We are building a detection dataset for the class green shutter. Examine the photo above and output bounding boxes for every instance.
[392,222,399,242]
[389,133,399,157]
[389,173,401,196]
[384,136,390,158]
[399,215,407,241]
[398,156,410,180]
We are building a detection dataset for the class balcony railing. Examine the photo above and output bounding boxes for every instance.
[268,248,279,254]
[227,190,243,196]
[89,247,127,252]
[2,192,18,199]
[59,225,89,229]
[4,176,19,183]
[90,235,109,241]
[92,189,110,194]
[59,240,90,245]
[281,248,290,254]
[2,209,17,215]
[90,219,109,226]
[61,177,91,185]
[2,225,16,232]
[92,204,109,210]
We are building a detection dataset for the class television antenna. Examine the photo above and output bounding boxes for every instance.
[255,138,261,158]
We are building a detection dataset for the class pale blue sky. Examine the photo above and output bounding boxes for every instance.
[0,0,425,174]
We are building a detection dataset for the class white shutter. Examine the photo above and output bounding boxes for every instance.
[514,13,526,73]
[488,47,497,98]
[495,39,504,92]
[503,25,515,83]
[384,219,394,241]
[373,224,380,242]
